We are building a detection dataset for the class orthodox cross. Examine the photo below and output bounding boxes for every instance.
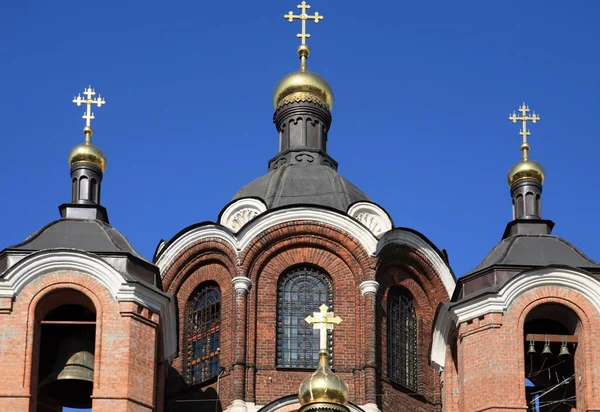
[305,304,342,351]
[284,1,324,45]
[508,102,540,161]
[73,86,106,132]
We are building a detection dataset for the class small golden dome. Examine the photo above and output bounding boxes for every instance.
[507,159,545,185]
[298,350,348,407]
[68,127,107,172]
[273,45,334,110]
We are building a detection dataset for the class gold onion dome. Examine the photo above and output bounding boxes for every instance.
[298,350,349,408]
[69,127,107,172]
[273,44,334,110]
[507,158,545,186]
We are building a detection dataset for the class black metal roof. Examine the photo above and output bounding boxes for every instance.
[454,220,600,303]
[468,234,600,275]
[0,218,162,290]
[232,164,371,212]
[8,219,142,257]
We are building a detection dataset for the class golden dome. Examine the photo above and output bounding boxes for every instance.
[298,350,348,407]
[68,127,107,172]
[273,45,334,110]
[507,159,545,186]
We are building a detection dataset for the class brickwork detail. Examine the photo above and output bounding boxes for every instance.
[0,270,163,412]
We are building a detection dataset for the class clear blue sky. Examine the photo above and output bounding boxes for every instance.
[2,2,600,290]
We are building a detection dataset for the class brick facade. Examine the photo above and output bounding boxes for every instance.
[161,221,450,412]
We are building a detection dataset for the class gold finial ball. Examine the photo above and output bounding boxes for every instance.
[273,69,334,110]
[507,159,545,186]
[298,44,311,58]
[298,352,349,407]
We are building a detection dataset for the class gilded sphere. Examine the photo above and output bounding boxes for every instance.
[298,354,349,406]
[69,143,107,172]
[273,69,334,110]
[507,159,545,186]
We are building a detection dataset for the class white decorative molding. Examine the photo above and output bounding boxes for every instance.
[232,276,252,292]
[0,250,177,362]
[360,403,381,412]
[430,267,600,371]
[359,280,379,295]
[220,198,267,233]
[156,207,379,274]
[347,202,392,238]
[227,400,248,412]
[377,231,456,298]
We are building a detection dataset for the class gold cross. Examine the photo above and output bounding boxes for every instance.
[284,1,324,45]
[73,86,106,134]
[305,304,342,351]
[508,102,540,161]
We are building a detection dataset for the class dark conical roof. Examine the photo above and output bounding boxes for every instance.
[233,164,371,212]
[7,219,142,258]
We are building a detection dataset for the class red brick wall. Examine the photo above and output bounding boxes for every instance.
[376,244,450,412]
[0,270,163,412]
[454,285,600,412]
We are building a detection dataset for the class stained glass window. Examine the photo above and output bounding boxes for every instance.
[277,266,333,368]
[387,287,418,391]
[186,283,221,384]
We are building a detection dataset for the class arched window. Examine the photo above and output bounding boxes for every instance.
[387,287,418,390]
[277,266,333,368]
[185,283,221,385]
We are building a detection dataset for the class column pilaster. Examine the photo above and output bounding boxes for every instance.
[231,276,252,409]
[359,280,380,410]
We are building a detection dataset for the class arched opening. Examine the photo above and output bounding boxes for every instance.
[35,291,96,412]
[386,286,418,392]
[523,303,579,412]
[79,176,89,201]
[184,282,221,385]
[276,265,333,369]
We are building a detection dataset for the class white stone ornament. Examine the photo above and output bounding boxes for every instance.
[220,198,267,233]
[347,202,393,238]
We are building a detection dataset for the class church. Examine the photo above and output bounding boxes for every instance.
[0,2,598,412]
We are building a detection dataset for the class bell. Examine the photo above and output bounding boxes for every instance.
[541,343,553,358]
[558,343,571,359]
[527,342,537,356]
[39,333,95,408]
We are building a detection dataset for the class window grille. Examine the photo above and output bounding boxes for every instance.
[277,266,333,368]
[185,284,221,384]
[387,287,418,391]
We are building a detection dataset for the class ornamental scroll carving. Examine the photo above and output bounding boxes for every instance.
[347,202,393,238]
[220,198,268,233]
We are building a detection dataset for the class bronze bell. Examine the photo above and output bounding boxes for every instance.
[527,342,537,356]
[39,333,95,408]
[558,343,571,359]
[541,342,553,358]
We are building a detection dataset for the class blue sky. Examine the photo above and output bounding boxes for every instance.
[1,1,599,287]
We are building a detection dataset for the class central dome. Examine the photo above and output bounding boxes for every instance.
[233,164,370,212]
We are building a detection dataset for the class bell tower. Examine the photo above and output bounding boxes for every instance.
[0,86,176,412]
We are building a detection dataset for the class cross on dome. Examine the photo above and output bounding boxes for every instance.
[305,304,342,351]
[508,102,540,161]
[284,1,324,46]
[73,85,106,135]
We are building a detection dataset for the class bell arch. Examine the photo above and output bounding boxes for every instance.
[33,289,97,411]
[522,302,581,412]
